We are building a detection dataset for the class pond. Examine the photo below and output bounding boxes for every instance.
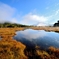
[14,29,59,50]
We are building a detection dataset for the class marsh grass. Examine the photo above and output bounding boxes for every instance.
[0,28,59,59]
[0,28,27,59]
[31,26,59,32]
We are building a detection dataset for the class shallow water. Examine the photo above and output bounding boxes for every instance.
[14,29,59,50]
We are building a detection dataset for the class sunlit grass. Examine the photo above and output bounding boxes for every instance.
[31,26,59,32]
[0,28,59,59]
[0,28,27,59]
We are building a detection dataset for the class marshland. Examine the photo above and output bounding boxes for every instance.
[0,0,59,59]
[0,25,59,59]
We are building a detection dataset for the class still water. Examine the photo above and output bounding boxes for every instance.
[14,29,59,49]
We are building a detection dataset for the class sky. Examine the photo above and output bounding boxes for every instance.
[0,0,59,26]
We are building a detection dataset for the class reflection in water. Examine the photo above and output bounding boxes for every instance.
[14,29,59,50]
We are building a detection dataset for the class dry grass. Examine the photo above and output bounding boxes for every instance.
[31,26,59,32]
[0,28,24,38]
[0,28,27,59]
[48,46,59,59]
[0,28,59,59]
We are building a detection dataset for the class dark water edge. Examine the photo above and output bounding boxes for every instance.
[14,29,59,50]
[0,36,2,40]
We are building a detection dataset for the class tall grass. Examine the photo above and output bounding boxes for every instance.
[0,28,59,59]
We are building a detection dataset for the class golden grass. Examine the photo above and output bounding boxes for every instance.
[36,50,50,58]
[0,28,59,59]
[0,28,27,59]
[0,28,24,38]
[0,40,27,59]
[31,26,59,32]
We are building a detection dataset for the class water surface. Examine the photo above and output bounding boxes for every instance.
[14,29,59,50]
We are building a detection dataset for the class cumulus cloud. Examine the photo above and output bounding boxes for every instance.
[0,2,59,26]
[20,13,48,26]
[0,2,17,23]
[37,23,47,26]
[11,18,18,23]
[20,8,59,26]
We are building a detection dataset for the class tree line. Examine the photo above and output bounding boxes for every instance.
[0,22,29,28]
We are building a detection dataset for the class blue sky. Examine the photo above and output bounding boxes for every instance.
[0,0,59,26]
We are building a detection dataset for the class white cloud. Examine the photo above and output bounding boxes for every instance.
[20,9,59,26]
[11,18,18,23]
[37,23,47,26]
[0,2,59,26]
[0,2,17,23]
[55,10,59,15]
[20,13,48,26]
[47,9,59,25]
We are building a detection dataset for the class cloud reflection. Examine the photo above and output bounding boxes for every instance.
[16,29,47,41]
[14,29,59,49]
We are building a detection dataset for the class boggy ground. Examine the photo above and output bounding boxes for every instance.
[0,28,27,59]
[0,28,59,59]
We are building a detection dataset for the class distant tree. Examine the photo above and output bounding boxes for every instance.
[58,20,59,23]
[53,20,59,27]
[0,22,29,28]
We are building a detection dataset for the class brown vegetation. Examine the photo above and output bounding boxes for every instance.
[0,28,59,59]
[48,46,59,58]
[0,28,27,59]
[24,46,59,59]
[31,26,59,32]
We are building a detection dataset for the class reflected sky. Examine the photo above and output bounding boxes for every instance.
[14,29,59,49]
[15,29,47,40]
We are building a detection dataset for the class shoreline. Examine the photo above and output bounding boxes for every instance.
[30,26,59,32]
[0,27,59,38]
